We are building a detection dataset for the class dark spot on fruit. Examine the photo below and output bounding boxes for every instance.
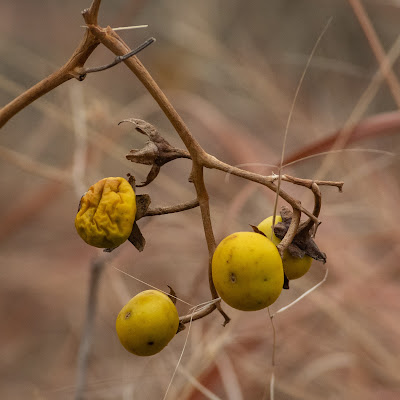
[230,272,237,283]
[125,312,131,319]
[147,341,154,345]
[264,278,268,282]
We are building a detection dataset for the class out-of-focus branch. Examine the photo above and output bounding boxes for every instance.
[348,0,400,108]
[74,254,106,400]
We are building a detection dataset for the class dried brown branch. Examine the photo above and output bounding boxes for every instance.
[299,182,322,236]
[0,2,155,130]
[275,174,343,192]
[84,14,345,329]
[277,207,301,258]
[83,18,232,322]
[202,158,319,224]
[0,0,102,129]
[144,199,200,216]
[178,303,219,328]
[0,0,344,336]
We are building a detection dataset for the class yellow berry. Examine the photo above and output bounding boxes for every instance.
[212,232,284,311]
[116,290,179,356]
[75,177,136,248]
[257,216,312,280]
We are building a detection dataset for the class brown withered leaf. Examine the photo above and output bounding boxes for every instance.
[135,194,151,221]
[128,222,146,252]
[121,119,190,187]
[127,173,136,190]
[273,206,327,263]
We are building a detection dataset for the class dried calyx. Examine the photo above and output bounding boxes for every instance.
[273,206,327,263]
[122,119,190,187]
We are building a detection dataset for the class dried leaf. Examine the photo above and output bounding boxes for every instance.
[135,194,152,220]
[122,119,190,187]
[274,206,327,263]
[128,222,146,252]
[137,164,160,187]
[127,173,136,191]
[127,142,158,165]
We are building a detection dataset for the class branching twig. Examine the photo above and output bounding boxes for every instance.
[82,15,233,322]
[299,182,322,236]
[0,1,101,129]
[0,2,155,130]
[79,37,155,80]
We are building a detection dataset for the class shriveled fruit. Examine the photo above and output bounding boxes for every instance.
[75,177,136,248]
[116,290,179,356]
[258,216,312,280]
[212,232,284,311]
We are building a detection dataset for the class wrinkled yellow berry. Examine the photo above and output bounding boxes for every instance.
[212,232,284,311]
[258,216,312,280]
[116,290,179,356]
[75,177,136,248]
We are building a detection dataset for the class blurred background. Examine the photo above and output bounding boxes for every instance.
[1,0,399,399]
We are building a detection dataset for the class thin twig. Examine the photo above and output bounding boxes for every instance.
[0,0,102,129]
[81,37,155,79]
[277,207,301,257]
[272,266,329,318]
[203,158,320,224]
[178,298,223,327]
[275,174,343,191]
[144,199,200,216]
[81,24,149,31]
[299,182,322,236]
[272,17,332,229]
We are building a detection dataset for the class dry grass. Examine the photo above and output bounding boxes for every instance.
[0,1,399,399]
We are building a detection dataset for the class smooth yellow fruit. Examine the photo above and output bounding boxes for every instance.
[212,232,284,311]
[116,290,179,356]
[257,216,312,280]
[75,177,136,248]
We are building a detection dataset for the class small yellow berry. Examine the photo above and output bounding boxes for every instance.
[258,216,312,280]
[212,232,284,311]
[75,177,136,248]
[116,290,179,356]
